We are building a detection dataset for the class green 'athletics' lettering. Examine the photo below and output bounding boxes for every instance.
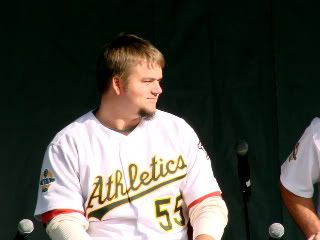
[86,155,187,220]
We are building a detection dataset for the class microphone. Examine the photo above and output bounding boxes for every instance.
[13,219,34,240]
[268,222,284,239]
[236,140,251,196]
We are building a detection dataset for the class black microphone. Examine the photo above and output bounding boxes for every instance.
[268,222,284,239]
[13,219,34,240]
[236,140,251,196]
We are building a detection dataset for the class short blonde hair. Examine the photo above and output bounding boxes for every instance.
[96,33,165,95]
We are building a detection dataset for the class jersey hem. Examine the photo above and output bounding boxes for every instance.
[280,177,313,199]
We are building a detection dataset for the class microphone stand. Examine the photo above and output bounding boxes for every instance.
[242,188,251,240]
[237,147,251,240]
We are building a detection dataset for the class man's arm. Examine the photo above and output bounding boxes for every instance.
[280,183,320,238]
[194,234,214,240]
[45,212,91,240]
[189,196,228,240]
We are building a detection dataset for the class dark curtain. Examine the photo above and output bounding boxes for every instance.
[2,0,320,239]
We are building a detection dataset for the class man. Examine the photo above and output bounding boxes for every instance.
[280,117,320,240]
[34,33,228,240]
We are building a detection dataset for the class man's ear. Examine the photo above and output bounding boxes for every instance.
[112,76,122,95]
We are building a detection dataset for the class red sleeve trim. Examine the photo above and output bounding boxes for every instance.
[41,209,85,224]
[188,191,222,209]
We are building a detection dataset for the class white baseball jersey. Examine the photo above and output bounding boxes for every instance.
[280,117,320,213]
[35,109,222,239]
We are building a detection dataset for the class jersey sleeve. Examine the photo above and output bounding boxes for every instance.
[34,141,85,219]
[179,122,222,207]
[280,118,320,198]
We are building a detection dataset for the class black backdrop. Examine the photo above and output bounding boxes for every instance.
[2,0,320,239]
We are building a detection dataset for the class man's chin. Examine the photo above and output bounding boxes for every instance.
[138,108,156,120]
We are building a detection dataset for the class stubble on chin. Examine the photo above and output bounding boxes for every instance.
[138,108,156,120]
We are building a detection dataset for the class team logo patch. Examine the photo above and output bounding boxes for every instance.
[288,142,300,161]
[39,169,55,192]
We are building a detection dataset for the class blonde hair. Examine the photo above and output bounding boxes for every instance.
[96,33,165,94]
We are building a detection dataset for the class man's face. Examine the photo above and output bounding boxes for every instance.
[123,61,163,118]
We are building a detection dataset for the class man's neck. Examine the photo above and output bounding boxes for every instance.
[94,106,141,134]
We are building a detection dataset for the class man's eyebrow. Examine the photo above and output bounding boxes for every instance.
[141,77,163,81]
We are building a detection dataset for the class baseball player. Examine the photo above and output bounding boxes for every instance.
[34,33,228,240]
[280,117,320,240]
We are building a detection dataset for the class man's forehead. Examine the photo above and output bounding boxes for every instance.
[131,61,162,75]
[135,60,162,69]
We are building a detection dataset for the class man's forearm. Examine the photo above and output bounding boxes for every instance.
[189,196,228,240]
[195,234,214,240]
[280,183,320,238]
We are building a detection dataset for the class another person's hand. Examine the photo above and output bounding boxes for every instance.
[308,232,320,240]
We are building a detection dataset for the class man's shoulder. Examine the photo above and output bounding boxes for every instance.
[151,109,196,135]
[51,111,95,145]
[310,117,320,128]
[154,109,186,124]
[155,109,184,121]
[307,117,320,139]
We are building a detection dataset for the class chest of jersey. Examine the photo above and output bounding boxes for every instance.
[75,123,188,222]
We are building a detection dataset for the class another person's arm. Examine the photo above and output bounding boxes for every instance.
[280,118,320,239]
[280,183,320,239]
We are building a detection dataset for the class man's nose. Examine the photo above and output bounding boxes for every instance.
[152,81,162,95]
